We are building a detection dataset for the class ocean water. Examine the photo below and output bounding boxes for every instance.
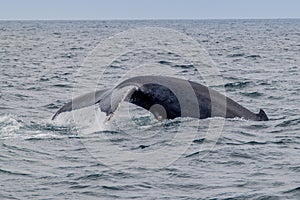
[0,20,300,199]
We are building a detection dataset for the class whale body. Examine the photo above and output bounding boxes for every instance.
[52,76,269,121]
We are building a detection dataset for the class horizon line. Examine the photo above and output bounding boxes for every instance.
[0,17,300,21]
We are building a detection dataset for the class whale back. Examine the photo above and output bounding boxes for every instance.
[52,76,269,121]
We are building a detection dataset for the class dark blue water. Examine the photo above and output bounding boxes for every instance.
[1,20,300,199]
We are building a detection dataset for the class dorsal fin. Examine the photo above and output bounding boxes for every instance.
[257,109,269,121]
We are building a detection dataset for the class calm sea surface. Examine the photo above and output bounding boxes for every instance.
[1,20,300,199]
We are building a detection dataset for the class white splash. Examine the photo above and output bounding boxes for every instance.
[0,114,22,138]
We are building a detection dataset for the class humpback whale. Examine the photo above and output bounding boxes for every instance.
[52,76,269,121]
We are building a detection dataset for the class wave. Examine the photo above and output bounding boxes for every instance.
[224,81,251,89]
[275,118,300,127]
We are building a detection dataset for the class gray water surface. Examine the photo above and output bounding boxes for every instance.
[1,20,300,199]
